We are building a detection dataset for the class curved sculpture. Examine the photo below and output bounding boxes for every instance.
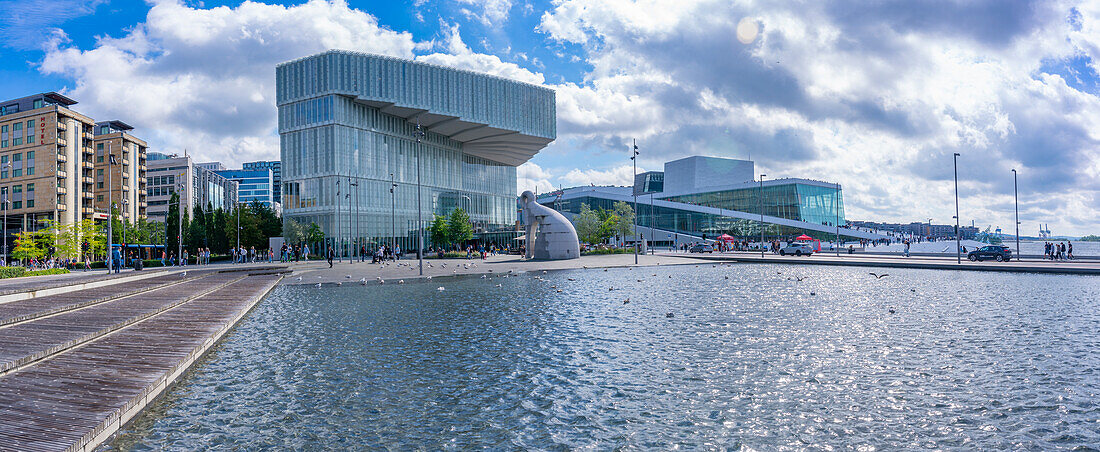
[519,190,580,260]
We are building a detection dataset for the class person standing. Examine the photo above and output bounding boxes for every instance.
[111,246,122,274]
[1068,241,1074,260]
[327,245,334,268]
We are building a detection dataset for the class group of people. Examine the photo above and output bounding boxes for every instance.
[280,243,310,262]
[230,246,271,264]
[1045,241,1073,260]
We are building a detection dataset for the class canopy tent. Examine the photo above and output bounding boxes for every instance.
[794,234,821,252]
[716,234,736,242]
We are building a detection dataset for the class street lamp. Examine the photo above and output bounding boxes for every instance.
[835,182,840,257]
[414,118,426,276]
[107,146,116,273]
[953,152,961,264]
[1012,169,1020,260]
[350,178,359,262]
[759,174,766,258]
[631,139,639,264]
[1,163,9,263]
[335,178,341,262]
[234,181,240,260]
[390,172,396,256]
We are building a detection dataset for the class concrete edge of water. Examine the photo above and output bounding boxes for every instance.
[682,254,1100,275]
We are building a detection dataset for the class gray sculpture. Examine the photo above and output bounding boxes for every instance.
[519,190,580,260]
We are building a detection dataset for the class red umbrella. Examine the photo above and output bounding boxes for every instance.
[716,234,736,241]
[795,234,814,241]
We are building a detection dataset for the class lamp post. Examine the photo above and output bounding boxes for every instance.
[1,163,9,263]
[649,192,654,254]
[335,178,341,262]
[631,139,639,264]
[835,182,840,257]
[350,178,359,262]
[1012,168,1020,260]
[759,174,766,258]
[390,172,396,256]
[106,145,115,273]
[235,181,240,260]
[953,152,961,264]
[414,118,425,276]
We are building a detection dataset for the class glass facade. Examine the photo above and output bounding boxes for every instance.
[277,51,555,249]
[216,169,274,207]
[663,183,845,227]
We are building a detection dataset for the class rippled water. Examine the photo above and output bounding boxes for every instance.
[105,263,1100,450]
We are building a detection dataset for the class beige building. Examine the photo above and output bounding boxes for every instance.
[0,92,99,255]
[92,121,147,223]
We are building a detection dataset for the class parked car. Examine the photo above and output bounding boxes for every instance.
[967,245,1012,262]
[688,244,714,253]
[779,242,815,256]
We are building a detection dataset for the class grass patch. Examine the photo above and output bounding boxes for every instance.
[582,248,636,256]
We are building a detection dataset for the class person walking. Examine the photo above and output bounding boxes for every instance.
[111,246,122,274]
[326,246,334,268]
[1068,241,1074,260]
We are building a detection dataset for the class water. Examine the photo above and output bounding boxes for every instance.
[105,264,1100,450]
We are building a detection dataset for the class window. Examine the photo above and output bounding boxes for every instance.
[11,201,19,209]
[100,126,109,134]
[25,151,32,175]
[96,195,103,202]
[12,138,20,146]
[96,156,104,163]
[97,169,103,176]
[97,182,103,189]
[12,154,19,162]
[33,100,43,109]
[26,200,32,208]
[12,185,20,194]
[12,169,19,177]
[97,143,103,151]
[25,120,33,144]
[26,183,32,193]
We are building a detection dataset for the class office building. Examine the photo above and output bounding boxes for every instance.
[0,92,98,255]
[92,120,147,223]
[146,154,237,221]
[276,51,555,248]
[215,168,274,207]
[195,161,225,171]
[539,156,890,245]
[242,160,281,202]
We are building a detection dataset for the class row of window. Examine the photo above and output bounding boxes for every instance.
[0,152,35,178]
[0,183,35,210]
[146,186,176,197]
[0,120,36,148]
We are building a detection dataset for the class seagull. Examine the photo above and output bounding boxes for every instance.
[426,276,432,280]
[316,283,322,288]
[437,286,445,291]
[481,275,487,279]
[345,275,351,279]
[869,272,889,279]
[399,280,405,284]
[336,281,343,286]
[888,307,896,314]
[495,283,502,287]
[810,291,816,296]
[359,279,367,285]
[182,271,187,277]
[296,276,302,282]
[378,279,385,284]
[567,278,575,281]
[665,312,674,318]
[623,298,630,304]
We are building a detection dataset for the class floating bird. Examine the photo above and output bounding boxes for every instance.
[810,291,816,296]
[724,276,729,279]
[609,287,618,291]
[426,276,432,280]
[910,288,916,292]
[636,279,644,282]
[437,286,445,291]
[481,275,487,279]
[669,275,672,278]
[604,269,609,272]
[345,275,351,279]
[556,289,563,293]
[543,270,548,274]
[623,298,630,304]
[869,273,889,279]
[567,278,575,281]
[336,282,342,286]
[888,307,896,314]
[399,280,405,284]
[316,283,322,288]
[296,276,302,282]
[378,279,385,284]
[495,284,502,287]
[665,312,674,318]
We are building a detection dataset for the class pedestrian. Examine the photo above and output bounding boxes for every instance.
[327,246,334,268]
[111,246,122,274]
[1068,241,1074,260]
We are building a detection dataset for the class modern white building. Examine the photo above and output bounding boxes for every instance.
[146,154,237,221]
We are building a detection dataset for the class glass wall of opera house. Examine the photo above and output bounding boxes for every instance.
[536,156,889,246]
[277,50,555,251]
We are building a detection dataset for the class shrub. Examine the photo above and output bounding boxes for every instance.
[24,268,69,277]
[0,267,27,279]
[582,248,635,256]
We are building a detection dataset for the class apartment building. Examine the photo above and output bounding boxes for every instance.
[92,120,147,224]
[146,154,237,222]
[0,92,98,255]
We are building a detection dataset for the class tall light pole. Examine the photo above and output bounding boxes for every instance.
[106,145,115,273]
[649,192,654,254]
[953,152,961,264]
[835,182,840,257]
[414,118,425,276]
[1012,168,1020,260]
[335,178,341,262]
[1,164,9,263]
[235,181,240,260]
[759,174,766,257]
[350,178,359,262]
[390,172,396,255]
[631,139,639,264]
[177,174,183,265]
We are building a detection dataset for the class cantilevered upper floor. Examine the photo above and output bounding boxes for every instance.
[276,50,556,166]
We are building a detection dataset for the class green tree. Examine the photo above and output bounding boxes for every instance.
[41,219,78,259]
[12,230,45,262]
[572,203,601,245]
[613,201,635,243]
[186,203,207,251]
[78,219,106,261]
[447,208,473,247]
[430,214,449,248]
[283,217,305,245]
[306,222,325,248]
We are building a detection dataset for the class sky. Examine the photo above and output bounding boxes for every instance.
[0,0,1098,236]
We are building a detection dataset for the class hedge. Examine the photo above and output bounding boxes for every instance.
[0,267,70,279]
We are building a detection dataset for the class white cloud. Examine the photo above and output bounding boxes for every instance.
[562,164,644,187]
[39,0,422,166]
[536,0,1100,235]
[416,23,545,85]
[455,0,512,26]
[517,162,555,194]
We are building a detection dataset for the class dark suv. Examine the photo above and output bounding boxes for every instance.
[967,245,1012,262]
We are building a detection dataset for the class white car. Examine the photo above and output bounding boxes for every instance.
[779,242,815,256]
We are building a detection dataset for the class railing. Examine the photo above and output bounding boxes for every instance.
[57,152,67,163]
[57,169,67,178]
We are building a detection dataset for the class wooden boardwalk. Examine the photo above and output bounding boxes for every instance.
[0,268,284,451]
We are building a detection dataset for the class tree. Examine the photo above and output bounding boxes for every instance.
[41,220,78,259]
[186,203,207,251]
[306,222,325,249]
[430,214,448,248]
[78,219,106,260]
[572,203,601,245]
[447,208,473,248]
[283,217,305,245]
[11,230,45,262]
[613,201,635,243]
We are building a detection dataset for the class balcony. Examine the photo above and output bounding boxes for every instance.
[57,203,68,211]
[57,169,67,179]
[57,152,67,163]
[82,176,93,185]
[82,207,94,215]
[56,186,67,195]
[81,161,93,170]
[56,121,67,131]
[82,191,93,199]
[57,137,68,147]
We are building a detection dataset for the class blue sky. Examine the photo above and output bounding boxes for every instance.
[1,0,1098,236]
